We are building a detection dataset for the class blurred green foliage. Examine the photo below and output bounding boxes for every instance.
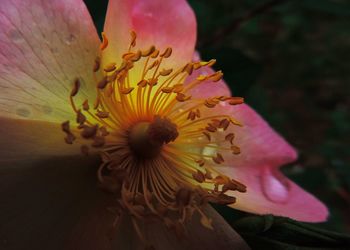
[84,0,350,234]
[233,215,350,249]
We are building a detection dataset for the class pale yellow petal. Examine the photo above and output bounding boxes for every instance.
[0,0,100,122]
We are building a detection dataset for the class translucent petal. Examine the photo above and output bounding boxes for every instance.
[0,0,100,122]
[103,0,196,69]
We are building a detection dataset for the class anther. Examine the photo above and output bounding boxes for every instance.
[96,110,109,119]
[172,84,184,93]
[205,123,217,133]
[76,110,86,125]
[208,71,223,82]
[71,78,80,97]
[230,179,247,193]
[195,109,201,118]
[131,50,142,62]
[130,30,137,47]
[93,57,101,72]
[187,110,196,121]
[211,119,221,128]
[159,68,173,76]
[64,133,76,144]
[148,79,157,87]
[97,76,108,89]
[213,194,236,205]
[120,87,135,95]
[104,63,117,72]
[205,59,216,67]
[195,159,205,167]
[228,97,244,105]
[176,93,191,102]
[225,133,235,144]
[204,99,216,108]
[219,119,230,130]
[182,63,194,75]
[161,87,173,93]
[107,72,118,82]
[81,125,98,139]
[196,75,207,81]
[137,79,148,88]
[141,45,156,57]
[82,100,89,111]
[218,96,231,101]
[147,60,160,70]
[123,52,136,61]
[212,153,224,164]
[100,32,109,50]
[61,121,71,134]
[205,169,213,179]
[192,170,205,183]
[160,47,172,58]
[193,62,202,70]
[150,49,160,58]
[231,145,241,155]
[202,131,211,141]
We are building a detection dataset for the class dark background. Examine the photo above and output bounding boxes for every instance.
[83,0,350,234]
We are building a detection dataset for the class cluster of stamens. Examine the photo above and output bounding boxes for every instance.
[61,31,246,244]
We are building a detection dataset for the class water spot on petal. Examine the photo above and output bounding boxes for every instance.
[219,102,227,107]
[65,34,76,45]
[8,30,24,43]
[42,105,53,114]
[50,47,59,54]
[16,108,31,117]
[260,167,290,204]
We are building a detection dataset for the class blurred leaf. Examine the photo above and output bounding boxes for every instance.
[200,47,262,96]
[234,215,350,249]
[302,0,350,16]
[83,0,108,33]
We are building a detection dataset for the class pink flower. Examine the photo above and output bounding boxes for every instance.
[0,0,327,249]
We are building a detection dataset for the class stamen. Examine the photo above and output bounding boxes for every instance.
[62,30,246,243]
[70,78,80,97]
[93,57,101,72]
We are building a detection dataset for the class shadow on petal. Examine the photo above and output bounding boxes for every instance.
[68,204,250,250]
[0,155,250,250]
[0,155,104,250]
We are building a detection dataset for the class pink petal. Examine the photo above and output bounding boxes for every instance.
[104,0,197,68]
[185,52,327,221]
[0,0,100,123]
[213,103,328,222]
[222,103,298,168]
[219,165,328,223]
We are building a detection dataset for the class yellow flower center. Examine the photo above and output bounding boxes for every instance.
[61,31,246,238]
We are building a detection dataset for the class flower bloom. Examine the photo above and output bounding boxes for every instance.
[0,0,328,249]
